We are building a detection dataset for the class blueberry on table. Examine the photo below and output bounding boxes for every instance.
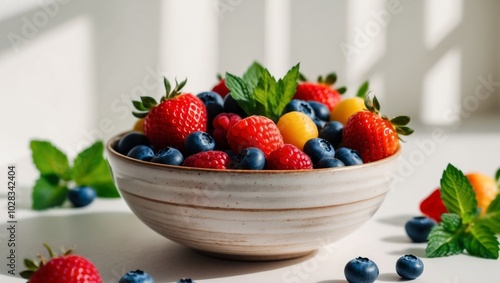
[315,157,345,169]
[344,257,379,283]
[127,145,154,161]
[396,254,424,280]
[116,132,150,155]
[184,131,216,156]
[303,138,335,164]
[282,99,316,120]
[319,121,343,148]
[151,147,184,166]
[68,186,96,208]
[335,147,363,166]
[231,147,266,170]
[197,91,224,124]
[308,100,330,121]
[119,269,154,283]
[405,216,436,243]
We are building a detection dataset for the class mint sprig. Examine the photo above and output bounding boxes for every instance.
[30,140,119,210]
[426,164,500,259]
[225,62,300,122]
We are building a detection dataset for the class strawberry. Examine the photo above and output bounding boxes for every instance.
[342,96,413,163]
[227,115,284,158]
[267,144,313,170]
[183,150,230,169]
[21,244,102,283]
[212,113,242,149]
[133,78,207,151]
[293,73,347,111]
[420,188,447,222]
[211,75,230,98]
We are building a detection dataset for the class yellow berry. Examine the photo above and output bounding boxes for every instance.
[133,118,145,133]
[330,97,365,125]
[277,111,318,150]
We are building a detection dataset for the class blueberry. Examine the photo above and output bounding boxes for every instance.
[197,91,224,124]
[68,186,96,208]
[344,257,379,283]
[231,147,266,170]
[151,147,184,166]
[127,145,154,161]
[335,147,363,166]
[396,254,424,280]
[405,216,436,243]
[177,279,195,283]
[315,157,345,169]
[303,138,335,164]
[223,93,247,118]
[313,117,326,131]
[282,99,315,119]
[184,131,216,156]
[308,101,330,121]
[319,121,343,148]
[116,132,149,155]
[119,270,154,283]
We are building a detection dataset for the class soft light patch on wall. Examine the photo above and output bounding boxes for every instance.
[424,0,463,49]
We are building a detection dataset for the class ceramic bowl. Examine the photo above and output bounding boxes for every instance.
[106,134,400,261]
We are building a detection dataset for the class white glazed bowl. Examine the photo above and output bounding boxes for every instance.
[106,134,400,261]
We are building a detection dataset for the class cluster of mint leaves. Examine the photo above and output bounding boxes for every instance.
[30,140,119,210]
[225,62,300,122]
[426,164,500,259]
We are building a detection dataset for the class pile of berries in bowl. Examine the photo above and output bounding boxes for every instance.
[106,62,412,260]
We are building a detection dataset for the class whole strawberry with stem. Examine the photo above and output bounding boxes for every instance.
[133,78,207,151]
[21,244,102,283]
[342,95,413,163]
[293,72,347,111]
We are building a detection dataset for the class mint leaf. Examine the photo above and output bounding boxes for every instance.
[441,213,462,232]
[242,61,265,91]
[356,81,369,98]
[440,164,477,222]
[225,72,254,115]
[72,141,119,197]
[477,194,500,233]
[463,223,499,259]
[426,223,464,257]
[30,140,71,180]
[32,175,68,210]
[273,63,300,120]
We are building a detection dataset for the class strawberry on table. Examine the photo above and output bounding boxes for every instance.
[293,72,347,111]
[342,96,413,163]
[132,78,207,151]
[21,244,102,283]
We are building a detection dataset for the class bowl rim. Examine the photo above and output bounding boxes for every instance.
[106,131,401,174]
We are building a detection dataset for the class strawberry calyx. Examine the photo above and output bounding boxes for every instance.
[363,95,414,139]
[20,243,73,279]
[300,72,347,94]
[132,77,187,118]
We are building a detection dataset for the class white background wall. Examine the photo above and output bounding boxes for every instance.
[1,0,499,165]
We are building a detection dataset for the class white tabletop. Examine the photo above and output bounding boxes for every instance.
[1,129,500,283]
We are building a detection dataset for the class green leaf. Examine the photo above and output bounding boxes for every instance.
[30,140,71,180]
[132,100,148,111]
[242,61,265,91]
[20,270,34,279]
[24,259,38,271]
[356,81,369,98]
[495,168,500,183]
[132,112,148,119]
[390,116,411,126]
[225,72,254,116]
[72,141,119,198]
[440,164,478,222]
[140,96,157,109]
[477,194,500,233]
[91,180,120,198]
[336,86,347,94]
[426,223,464,257]
[441,213,462,232]
[463,223,499,259]
[253,68,276,117]
[272,63,300,121]
[32,175,68,210]
[324,73,337,85]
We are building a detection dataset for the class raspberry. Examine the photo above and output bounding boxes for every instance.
[267,144,313,170]
[212,113,242,149]
[182,150,230,169]
[227,115,284,158]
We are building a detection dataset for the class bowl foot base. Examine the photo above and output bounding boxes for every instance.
[195,249,317,261]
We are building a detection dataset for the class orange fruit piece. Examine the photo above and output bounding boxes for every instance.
[133,118,145,133]
[277,111,318,150]
[329,97,365,125]
[466,173,498,215]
